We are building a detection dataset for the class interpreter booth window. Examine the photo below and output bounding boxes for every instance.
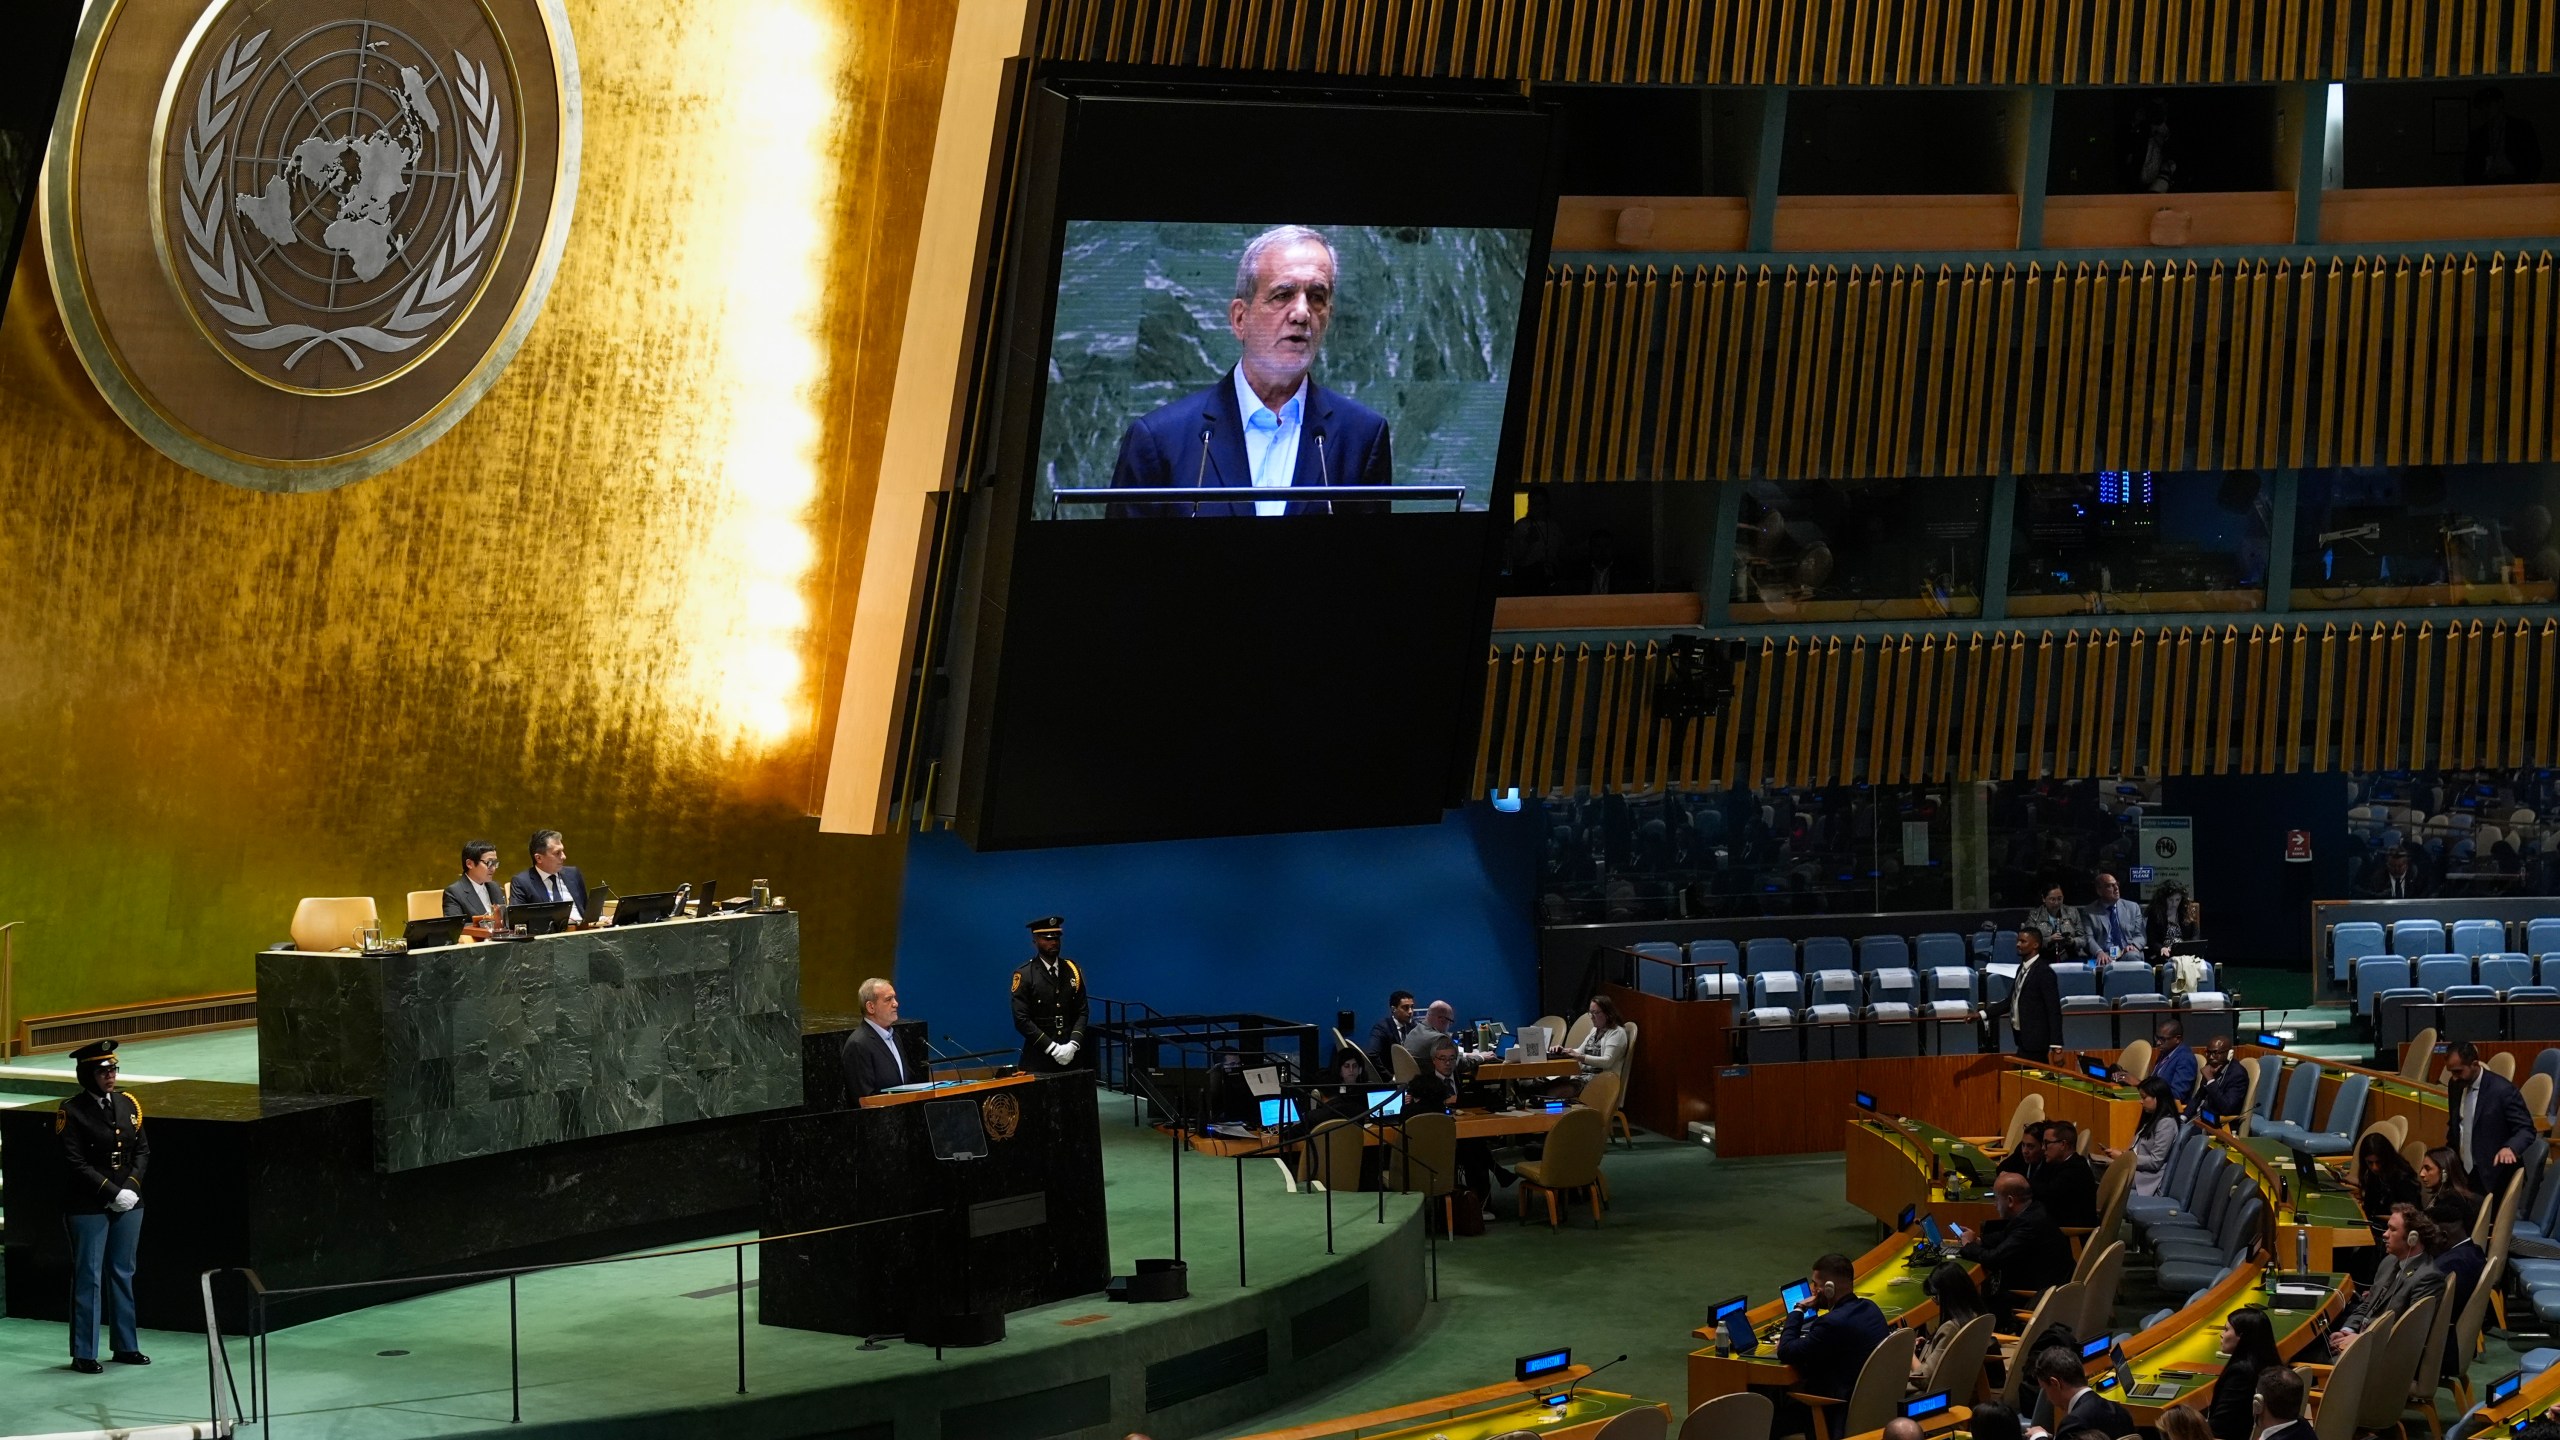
[2291,464,2560,609]
[2339,79,2558,188]
[1984,777,2161,909]
[1730,479,1988,622]
[2346,769,2560,899]
[1535,785,1956,926]
[2007,471,2272,615]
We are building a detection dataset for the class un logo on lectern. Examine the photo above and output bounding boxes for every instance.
[44,0,580,490]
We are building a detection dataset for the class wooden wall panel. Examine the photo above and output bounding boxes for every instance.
[1522,251,2560,482]
[1476,619,2560,795]
[1042,0,2560,82]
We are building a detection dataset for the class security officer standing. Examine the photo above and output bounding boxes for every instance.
[1011,916,1089,1074]
[56,1039,149,1373]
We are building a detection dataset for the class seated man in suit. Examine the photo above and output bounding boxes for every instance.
[508,829,591,924]
[2323,1203,2446,1359]
[1771,1251,1889,1440]
[1366,990,1417,1077]
[2193,1036,2249,1121]
[2028,1343,2134,1439]
[1955,1173,2076,1298]
[1998,1121,2047,1181]
[2444,1038,2538,1201]
[2147,1019,2198,1111]
[2429,1197,2487,1368]
[2080,869,2146,965]
[2029,1121,2100,1226]
[2357,845,2433,900]
[2251,1368,2314,1440]
[1103,225,1392,518]
[442,839,508,919]
[840,977,927,1101]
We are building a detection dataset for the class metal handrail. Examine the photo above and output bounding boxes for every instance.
[198,1210,939,1435]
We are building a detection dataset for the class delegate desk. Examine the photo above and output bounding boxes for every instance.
[1688,1225,1968,1407]
[1228,1370,1665,1440]
[2001,1060,2142,1151]
[2092,1262,2351,1423]
[2241,1048,2447,1158]
[1186,1103,1578,1159]
[2231,1134,2375,1270]
[1844,1117,1998,1231]
[758,1071,1109,1340]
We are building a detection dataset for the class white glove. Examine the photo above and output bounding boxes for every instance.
[111,1189,138,1213]
[1045,1041,1069,1063]
[1056,1040,1079,1065]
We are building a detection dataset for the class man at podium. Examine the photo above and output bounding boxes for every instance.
[842,977,927,1100]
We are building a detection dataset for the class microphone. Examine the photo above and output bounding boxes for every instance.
[1190,418,1214,516]
[1558,1353,1630,1404]
[1314,428,1333,515]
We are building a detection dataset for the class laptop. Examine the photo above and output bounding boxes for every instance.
[403,915,468,949]
[1364,1086,1408,1119]
[613,891,682,926]
[1256,1096,1301,1130]
[509,900,573,936]
[693,879,719,916]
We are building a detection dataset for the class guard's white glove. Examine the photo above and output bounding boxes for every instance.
[111,1189,138,1213]
[1045,1041,1069,1063]
[1056,1040,1079,1065]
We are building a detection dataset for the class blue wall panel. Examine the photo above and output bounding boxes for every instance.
[889,802,1545,1063]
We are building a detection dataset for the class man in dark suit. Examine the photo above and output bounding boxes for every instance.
[2357,845,2434,900]
[2030,1121,2100,1225]
[1102,226,1393,517]
[2193,1036,2249,1122]
[2010,928,2063,1060]
[508,829,591,924]
[2252,1367,2314,1440]
[840,977,927,1101]
[2429,1197,2487,1367]
[2323,1204,2447,1359]
[442,840,507,919]
[2029,1343,2134,1438]
[1772,1251,1889,1439]
[2444,1038,2537,1199]
[1365,991,1417,1078]
[1956,1173,2076,1296]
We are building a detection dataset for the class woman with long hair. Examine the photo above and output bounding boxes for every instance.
[1911,1261,1987,1381]
[2206,1307,2281,1440]
[2421,1146,2480,1231]
[2099,1076,2182,1195]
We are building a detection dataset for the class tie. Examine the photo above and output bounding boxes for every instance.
[2395,876,2404,898]
[2107,908,2120,948]
[549,874,565,902]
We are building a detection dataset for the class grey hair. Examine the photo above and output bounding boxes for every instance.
[1233,224,1337,302]
[858,976,893,1006]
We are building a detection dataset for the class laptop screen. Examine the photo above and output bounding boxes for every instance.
[1710,1295,1748,1324]
[1922,1215,1944,1249]
[1257,1097,1300,1129]
[1365,1087,1406,1118]
[1780,1281,1814,1311]
[2081,1057,2112,1082]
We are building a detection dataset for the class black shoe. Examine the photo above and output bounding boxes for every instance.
[1493,1166,1519,1189]
[70,1358,103,1374]
[112,1351,151,1366]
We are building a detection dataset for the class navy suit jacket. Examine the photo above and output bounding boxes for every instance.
[1104,369,1393,516]
[508,865,590,920]
[2447,1067,2539,1194]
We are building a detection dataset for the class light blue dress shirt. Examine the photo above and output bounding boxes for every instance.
[1232,366,1307,517]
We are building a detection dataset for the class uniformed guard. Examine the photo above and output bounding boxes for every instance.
[56,1038,149,1373]
[1011,916,1089,1074]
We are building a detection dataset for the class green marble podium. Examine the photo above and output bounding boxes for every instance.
[257,910,802,1171]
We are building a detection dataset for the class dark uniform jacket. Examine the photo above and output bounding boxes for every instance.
[2012,954,2063,1058]
[2059,1386,2136,1437]
[1011,955,1088,1072]
[57,1088,148,1215]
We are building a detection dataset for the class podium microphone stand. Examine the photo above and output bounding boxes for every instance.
[1108,1066,1191,1303]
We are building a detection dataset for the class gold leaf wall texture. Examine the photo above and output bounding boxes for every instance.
[1039,0,2560,82]
[1477,621,2560,796]
[0,0,959,1023]
[1524,254,2560,482]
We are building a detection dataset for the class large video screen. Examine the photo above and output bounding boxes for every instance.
[1036,220,1529,518]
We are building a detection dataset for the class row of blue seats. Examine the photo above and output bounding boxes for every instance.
[1626,932,2014,989]
[1736,959,2222,1012]
[2351,954,2560,1016]
[2329,917,2560,981]
[1738,986,2235,1062]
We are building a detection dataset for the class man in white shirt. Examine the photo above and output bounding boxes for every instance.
[441,840,508,919]
[507,829,591,924]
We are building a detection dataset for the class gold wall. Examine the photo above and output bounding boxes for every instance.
[0,0,961,1025]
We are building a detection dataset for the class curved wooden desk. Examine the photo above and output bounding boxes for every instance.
[1844,1117,2000,1231]
[2083,1261,2352,1424]
[1687,1224,1968,1406]
[2001,1061,2143,1151]
[1227,1369,1666,1440]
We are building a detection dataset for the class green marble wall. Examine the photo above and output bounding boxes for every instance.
[1036,221,1530,516]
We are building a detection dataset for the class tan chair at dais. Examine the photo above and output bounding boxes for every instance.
[1577,1071,1624,1201]
[1592,1405,1668,1440]
[2409,1275,2457,1439]
[1394,1111,1460,1233]
[2074,1242,2128,1341]
[2400,1138,2429,1172]
[290,896,379,952]
[2444,1252,2509,1409]
[2301,1308,2383,1440]
[1996,1284,2085,1407]
[405,890,444,922]
[2400,1028,2439,1083]
[1300,1119,1367,1194]
[2232,1058,2266,1138]
[1533,1014,1569,1045]
[1996,1093,2047,1155]
[1564,1011,1597,1051]
[2522,1072,2555,1124]
[2352,1292,2438,1438]
[1790,1327,1919,1440]
[1514,1105,1608,1227]
[1678,1392,1775,1440]
[1914,1312,1997,1402]
[1390,1044,1421,1084]
[2490,1051,2517,1082]
[2117,1039,2154,1084]
[1332,1029,1382,1085]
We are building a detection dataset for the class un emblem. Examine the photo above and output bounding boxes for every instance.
[45,0,579,490]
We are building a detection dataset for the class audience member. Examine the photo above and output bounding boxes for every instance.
[2100,1077,2180,1196]
[2146,1019,2196,1103]
[2350,1132,2425,1245]
[1956,1173,2073,1295]
[2443,1038,2536,1199]
[2321,1204,2444,1358]
[1403,1038,1498,1200]
[2420,1146,2480,1231]
[2357,845,2433,899]
[2030,1344,2133,1437]
[2081,870,2145,963]
[2251,1368,2312,1440]
[1999,1122,2047,1180]
[1550,994,1628,1100]
[2025,883,2083,957]
[1911,1261,1986,1380]
[1773,1252,1889,1440]
[2192,1037,2247,1121]
[1366,991,1417,1075]
[1966,1402,2024,1440]
[2156,1405,2211,1440]
[1403,1001,1457,1065]
[2031,1121,2098,1225]
[2011,929,2062,1060]
[1881,1421,1922,1440]
[2205,1307,2279,1440]
[2430,1196,2487,1357]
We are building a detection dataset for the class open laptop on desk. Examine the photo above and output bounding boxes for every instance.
[403,915,468,949]
[509,900,572,936]
[613,891,682,925]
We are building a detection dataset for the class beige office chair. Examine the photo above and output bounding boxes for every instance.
[2523,1072,2555,1125]
[1390,1044,1420,1083]
[1331,1029,1382,1085]
[2232,1056,2265,1137]
[1791,1327,1919,1440]
[1679,1393,1774,1440]
[1564,1011,1597,1050]
[404,890,443,922]
[289,896,380,952]
[1996,1092,2047,1154]
[1996,1284,2085,1408]
[1578,1069,1625,1197]
[2403,1289,2455,1440]
[2401,1137,2429,1171]
[2117,1038,2154,1084]
[1914,1312,1997,1402]
[1514,1105,1608,1227]
[2302,1312,2383,1440]
[1592,1406,1669,1440]
[1394,1110,1460,1232]
[2074,1163,2137,1277]
[2074,1241,2127,1340]
[1532,1014,1569,1053]
[1299,1119,1367,1195]
[2308,1293,2434,1440]
[2444,1255,2508,1410]
[1609,1022,1640,1145]
[2489,1051,2517,1081]
[2400,1028,2440,1082]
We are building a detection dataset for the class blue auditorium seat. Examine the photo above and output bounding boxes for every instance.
[2052,963,2097,999]
[2543,954,2560,989]
[2175,992,2235,1047]
[2480,953,2535,992]
[1689,940,1743,1000]
[1807,968,1861,1010]
[1857,935,1910,973]
[1630,941,1684,997]
[1742,973,1804,1062]
[2452,919,2506,958]
[1927,966,1977,1004]
[2061,995,2111,1051]
[2114,992,2169,1047]
[2440,983,2503,1042]
[1915,933,1966,971]
[2355,956,2411,1017]
[1745,937,1796,976]
[1924,997,1978,1055]
[2330,920,2387,983]
[1863,998,1919,1057]
[1866,967,1920,1007]
[2252,1061,2325,1149]
[2415,954,2474,993]
[1801,936,1853,974]
[2101,963,2158,1002]
[2251,1058,2284,1126]
[2263,1073,2369,1155]
[2533,918,2560,957]
[2392,919,2447,958]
